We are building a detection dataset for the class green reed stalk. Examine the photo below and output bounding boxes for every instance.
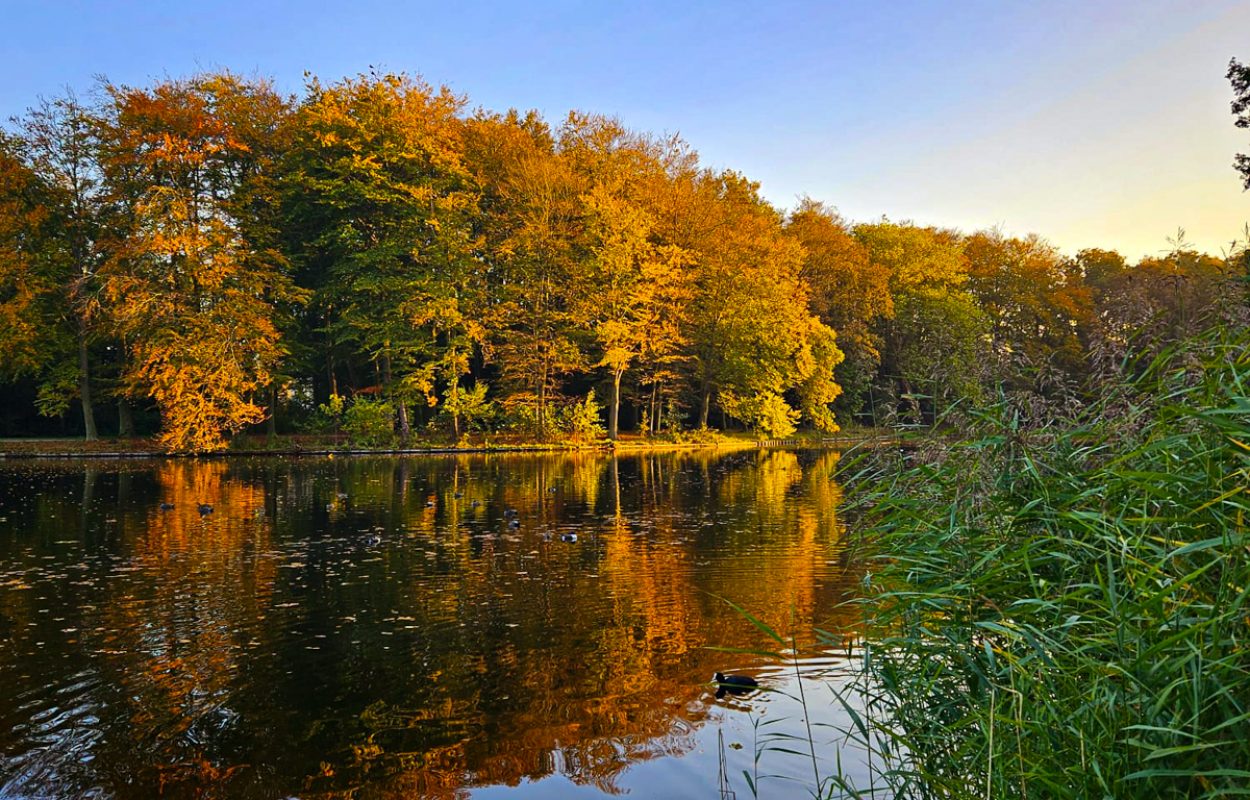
[834,328,1250,799]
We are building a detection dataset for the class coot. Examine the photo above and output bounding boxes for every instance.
[713,672,758,697]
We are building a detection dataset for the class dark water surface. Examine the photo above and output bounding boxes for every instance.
[0,450,867,799]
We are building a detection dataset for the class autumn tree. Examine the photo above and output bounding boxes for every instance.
[0,134,70,394]
[562,114,694,440]
[284,72,480,441]
[785,199,889,415]
[964,230,1094,388]
[1,95,116,438]
[97,73,304,451]
[464,110,583,437]
[666,171,842,432]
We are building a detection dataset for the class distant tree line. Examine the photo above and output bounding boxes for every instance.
[1,69,1248,450]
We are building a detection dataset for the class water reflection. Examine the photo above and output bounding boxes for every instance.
[0,450,862,799]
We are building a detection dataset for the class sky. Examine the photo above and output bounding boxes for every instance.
[3,0,1248,261]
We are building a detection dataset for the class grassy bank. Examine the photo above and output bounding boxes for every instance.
[0,427,897,458]
[830,330,1250,798]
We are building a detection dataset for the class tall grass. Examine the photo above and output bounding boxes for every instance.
[833,329,1250,798]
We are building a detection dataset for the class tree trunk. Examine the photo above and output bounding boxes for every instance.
[537,363,548,439]
[117,398,134,437]
[647,382,658,436]
[267,383,278,439]
[699,384,711,429]
[609,370,622,440]
[326,347,338,397]
[78,333,97,441]
[381,355,410,443]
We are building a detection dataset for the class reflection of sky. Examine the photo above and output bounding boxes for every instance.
[0,451,863,798]
[2,1,1247,260]
[472,654,879,799]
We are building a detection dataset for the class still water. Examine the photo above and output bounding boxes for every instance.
[0,449,868,799]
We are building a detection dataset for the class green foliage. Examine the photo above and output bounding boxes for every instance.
[440,381,494,436]
[33,362,79,418]
[557,390,606,441]
[311,392,346,433]
[721,390,799,438]
[837,327,1250,798]
[342,397,394,447]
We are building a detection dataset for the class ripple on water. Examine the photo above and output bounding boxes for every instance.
[0,450,862,799]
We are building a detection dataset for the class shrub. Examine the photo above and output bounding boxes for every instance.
[721,390,800,438]
[342,397,394,447]
[310,392,346,434]
[558,390,606,441]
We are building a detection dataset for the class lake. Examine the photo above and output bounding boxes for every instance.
[0,449,870,799]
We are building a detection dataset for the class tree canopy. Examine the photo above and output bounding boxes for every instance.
[0,67,1247,449]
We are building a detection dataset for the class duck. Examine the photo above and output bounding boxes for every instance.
[507,518,521,529]
[453,491,463,499]
[362,533,382,546]
[471,500,481,508]
[197,504,214,516]
[560,533,578,543]
[159,502,174,511]
[713,672,758,697]
[425,500,435,508]
[504,507,518,518]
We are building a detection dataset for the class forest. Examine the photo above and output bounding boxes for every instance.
[1,68,1249,452]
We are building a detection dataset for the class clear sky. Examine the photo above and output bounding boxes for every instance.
[3,0,1248,260]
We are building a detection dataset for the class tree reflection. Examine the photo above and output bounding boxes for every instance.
[0,450,860,799]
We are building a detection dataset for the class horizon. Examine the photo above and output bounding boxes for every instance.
[3,0,1248,260]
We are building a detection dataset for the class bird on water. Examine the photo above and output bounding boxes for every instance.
[713,672,759,698]
[197,504,214,516]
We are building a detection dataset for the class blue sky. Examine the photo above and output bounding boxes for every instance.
[3,0,1248,259]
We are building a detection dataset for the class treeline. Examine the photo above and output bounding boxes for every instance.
[1,70,1247,451]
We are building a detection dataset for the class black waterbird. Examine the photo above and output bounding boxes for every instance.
[713,672,758,698]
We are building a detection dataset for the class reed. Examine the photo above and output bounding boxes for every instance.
[831,327,1250,798]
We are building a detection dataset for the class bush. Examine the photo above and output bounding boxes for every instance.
[721,390,800,438]
[309,392,346,434]
[342,397,394,447]
[558,390,606,441]
[440,381,494,437]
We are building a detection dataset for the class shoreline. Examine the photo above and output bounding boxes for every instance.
[0,433,899,460]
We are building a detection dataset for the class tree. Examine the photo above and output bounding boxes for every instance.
[97,73,304,451]
[964,230,1094,387]
[672,172,842,430]
[285,72,480,442]
[4,94,114,438]
[561,114,694,440]
[853,220,968,293]
[786,199,890,415]
[1229,58,1250,190]
[0,134,70,389]
[854,221,981,416]
[879,289,990,418]
[464,111,583,437]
